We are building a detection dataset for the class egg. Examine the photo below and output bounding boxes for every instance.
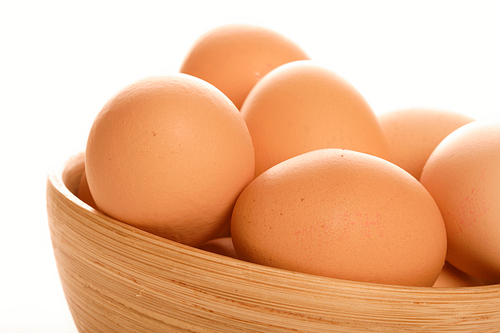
[379,108,475,179]
[240,60,390,177]
[179,24,310,110]
[420,121,500,283]
[231,148,447,287]
[76,165,97,210]
[85,74,255,247]
[198,237,238,259]
[433,262,489,288]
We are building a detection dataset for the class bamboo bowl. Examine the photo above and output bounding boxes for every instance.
[47,152,500,332]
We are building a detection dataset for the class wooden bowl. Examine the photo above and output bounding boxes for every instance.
[47,152,500,332]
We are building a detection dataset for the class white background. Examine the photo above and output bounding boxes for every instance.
[1,1,499,332]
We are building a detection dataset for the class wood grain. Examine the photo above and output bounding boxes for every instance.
[46,152,500,332]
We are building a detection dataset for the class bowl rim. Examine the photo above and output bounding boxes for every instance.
[48,151,500,296]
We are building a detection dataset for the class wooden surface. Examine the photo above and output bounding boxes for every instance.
[46,153,500,332]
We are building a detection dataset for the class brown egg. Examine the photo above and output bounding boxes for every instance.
[76,165,97,209]
[179,24,310,109]
[85,74,255,247]
[433,262,489,288]
[240,60,390,177]
[379,108,475,179]
[198,237,238,259]
[420,121,500,283]
[231,148,447,287]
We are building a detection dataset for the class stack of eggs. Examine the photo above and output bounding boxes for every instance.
[80,24,500,288]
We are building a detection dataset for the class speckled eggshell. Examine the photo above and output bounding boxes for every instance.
[180,24,310,109]
[420,121,500,283]
[379,108,475,179]
[240,60,390,177]
[85,74,255,247]
[231,148,447,287]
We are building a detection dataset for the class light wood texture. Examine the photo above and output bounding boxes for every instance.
[47,152,500,332]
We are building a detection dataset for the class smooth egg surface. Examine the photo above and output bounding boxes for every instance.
[433,262,490,288]
[180,24,310,109]
[240,60,390,177]
[421,121,500,283]
[85,74,255,247]
[76,165,97,210]
[231,148,447,287]
[198,237,238,259]
[379,108,475,179]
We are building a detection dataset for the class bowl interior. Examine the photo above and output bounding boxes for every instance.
[47,152,500,332]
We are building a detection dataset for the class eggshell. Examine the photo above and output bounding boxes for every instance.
[76,166,97,209]
[231,148,447,287]
[85,74,255,247]
[180,24,310,109]
[198,237,238,259]
[240,60,390,177]
[420,121,500,283]
[433,262,489,288]
[379,108,474,179]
